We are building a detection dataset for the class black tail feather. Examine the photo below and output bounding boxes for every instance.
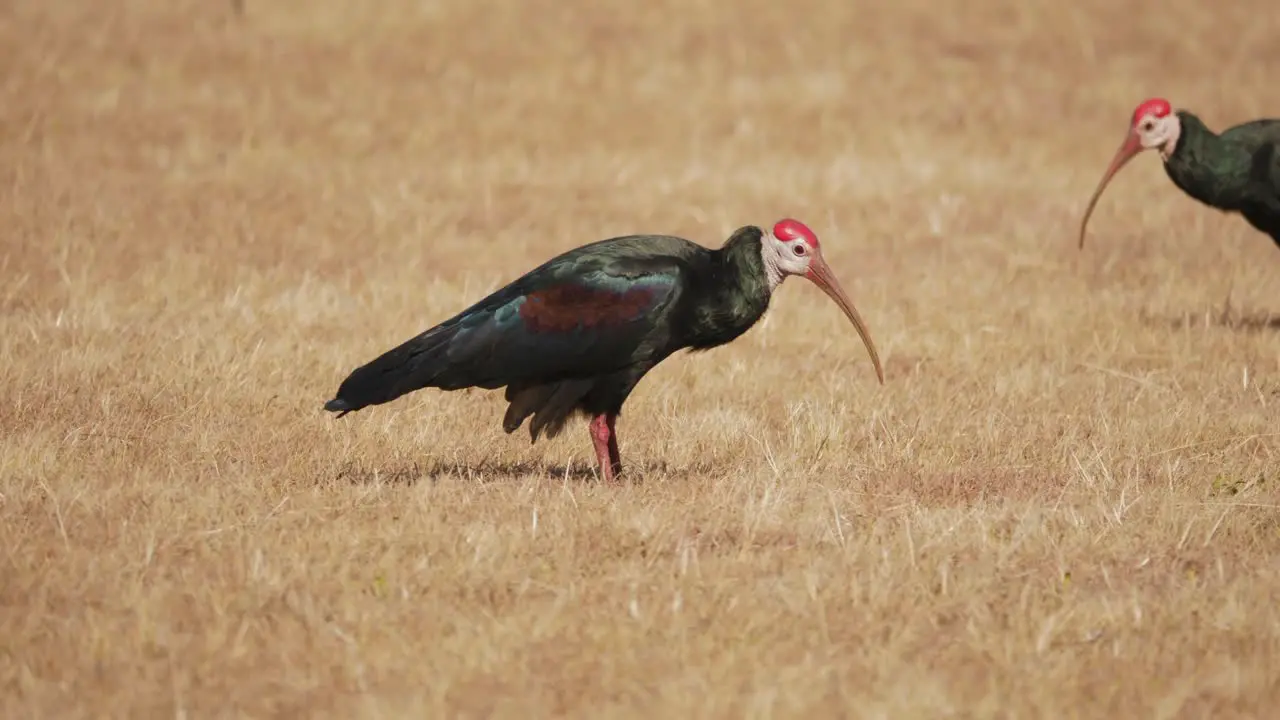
[324,397,354,418]
[325,327,459,415]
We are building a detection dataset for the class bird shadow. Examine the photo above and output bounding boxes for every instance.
[1144,307,1280,334]
[335,457,719,487]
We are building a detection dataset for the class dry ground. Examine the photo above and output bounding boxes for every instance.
[4,0,1280,716]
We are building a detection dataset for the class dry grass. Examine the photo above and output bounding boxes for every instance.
[4,0,1280,716]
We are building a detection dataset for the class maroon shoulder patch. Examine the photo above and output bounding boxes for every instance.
[518,283,658,333]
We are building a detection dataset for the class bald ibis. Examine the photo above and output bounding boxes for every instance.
[324,219,885,482]
[1079,98,1280,250]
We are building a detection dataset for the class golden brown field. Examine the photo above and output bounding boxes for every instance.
[5,0,1280,716]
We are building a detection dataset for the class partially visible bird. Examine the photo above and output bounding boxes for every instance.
[324,219,885,482]
[1078,98,1280,250]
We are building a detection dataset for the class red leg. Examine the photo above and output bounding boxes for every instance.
[605,413,622,476]
[589,413,623,482]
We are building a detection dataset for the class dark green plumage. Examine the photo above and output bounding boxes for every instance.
[1163,110,1280,245]
[1079,100,1280,252]
[324,217,885,482]
[324,225,774,443]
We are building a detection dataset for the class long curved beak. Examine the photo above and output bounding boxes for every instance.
[1078,129,1144,250]
[805,253,885,385]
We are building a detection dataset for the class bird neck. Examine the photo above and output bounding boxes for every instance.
[682,226,773,350]
[714,225,773,300]
[1164,110,1250,208]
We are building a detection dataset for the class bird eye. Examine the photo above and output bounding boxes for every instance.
[792,244,806,256]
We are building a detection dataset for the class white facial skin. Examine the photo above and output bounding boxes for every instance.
[760,231,814,289]
[1134,111,1182,160]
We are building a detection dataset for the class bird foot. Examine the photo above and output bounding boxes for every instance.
[589,413,623,483]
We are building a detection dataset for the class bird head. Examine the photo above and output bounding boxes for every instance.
[763,218,885,385]
[1077,98,1182,249]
